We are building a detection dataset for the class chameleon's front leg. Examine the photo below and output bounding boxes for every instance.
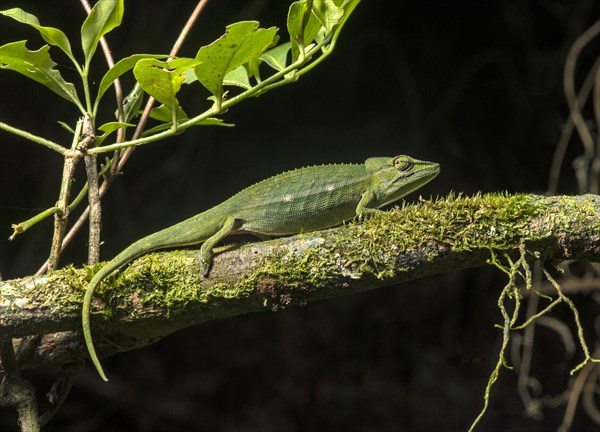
[356,189,385,219]
[199,216,241,276]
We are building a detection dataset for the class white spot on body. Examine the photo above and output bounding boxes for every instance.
[283,194,293,202]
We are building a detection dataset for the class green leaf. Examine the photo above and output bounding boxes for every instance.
[0,41,81,105]
[194,21,278,104]
[260,42,291,71]
[287,1,307,43]
[0,8,74,58]
[119,83,144,122]
[81,0,124,65]
[98,121,134,133]
[196,117,235,127]
[96,53,168,105]
[312,0,344,34]
[142,116,234,136]
[96,121,134,144]
[148,104,189,123]
[332,0,361,39]
[287,2,321,61]
[57,121,75,134]
[223,65,251,90]
[133,57,200,109]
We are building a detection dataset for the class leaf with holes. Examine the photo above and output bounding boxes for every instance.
[96,53,168,106]
[0,40,80,105]
[133,57,200,110]
[194,21,278,104]
[0,8,74,59]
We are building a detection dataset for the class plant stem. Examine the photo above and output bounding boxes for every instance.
[87,12,359,157]
[0,341,40,432]
[0,121,65,155]
[35,0,211,275]
[48,121,84,272]
[82,117,101,265]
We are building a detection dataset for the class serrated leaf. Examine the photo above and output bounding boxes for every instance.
[96,53,168,105]
[0,8,74,58]
[0,40,80,105]
[194,21,278,104]
[260,42,291,71]
[81,0,124,64]
[223,65,251,90]
[133,57,200,109]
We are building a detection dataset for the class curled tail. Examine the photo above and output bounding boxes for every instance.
[83,266,113,382]
[82,230,180,381]
[82,211,222,381]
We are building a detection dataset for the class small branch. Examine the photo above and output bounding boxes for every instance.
[0,121,65,155]
[548,56,600,194]
[563,19,600,193]
[129,0,211,148]
[81,117,100,265]
[3,194,600,371]
[47,121,85,272]
[0,341,40,432]
[34,0,212,276]
[11,161,111,243]
[38,363,82,428]
[88,33,330,155]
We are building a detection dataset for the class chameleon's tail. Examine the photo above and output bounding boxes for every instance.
[82,211,221,381]
[83,268,113,381]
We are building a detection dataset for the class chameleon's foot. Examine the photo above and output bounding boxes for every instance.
[199,255,213,278]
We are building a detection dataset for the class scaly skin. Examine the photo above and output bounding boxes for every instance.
[83,155,440,380]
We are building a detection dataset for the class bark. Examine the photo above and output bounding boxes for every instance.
[1,193,599,371]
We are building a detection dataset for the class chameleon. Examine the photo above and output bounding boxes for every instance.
[83,155,440,381]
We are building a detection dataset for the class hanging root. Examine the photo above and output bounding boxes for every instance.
[468,242,600,431]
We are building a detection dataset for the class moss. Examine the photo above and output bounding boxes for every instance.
[42,265,88,310]
[236,193,596,309]
[37,193,598,317]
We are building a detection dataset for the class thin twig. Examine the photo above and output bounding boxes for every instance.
[80,116,101,265]
[0,341,40,432]
[35,0,211,275]
[0,121,65,155]
[547,58,600,193]
[130,0,210,144]
[48,120,84,272]
[38,363,83,428]
[563,19,600,193]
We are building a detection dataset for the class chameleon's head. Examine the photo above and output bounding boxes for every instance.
[366,155,440,208]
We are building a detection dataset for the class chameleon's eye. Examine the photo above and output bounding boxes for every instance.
[393,156,413,172]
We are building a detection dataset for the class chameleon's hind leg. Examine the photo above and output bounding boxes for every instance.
[199,216,242,276]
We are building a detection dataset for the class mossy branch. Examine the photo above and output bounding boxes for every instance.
[1,193,599,371]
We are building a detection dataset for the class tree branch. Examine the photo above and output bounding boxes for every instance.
[2,194,599,371]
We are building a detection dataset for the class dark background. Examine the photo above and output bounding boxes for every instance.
[1,0,599,431]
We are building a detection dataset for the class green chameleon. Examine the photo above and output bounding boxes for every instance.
[83,155,440,380]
